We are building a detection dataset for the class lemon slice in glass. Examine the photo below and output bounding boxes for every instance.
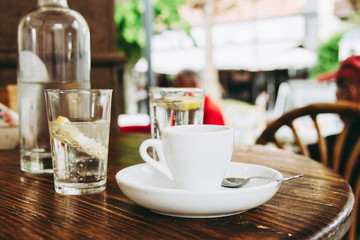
[154,96,203,111]
[50,116,107,160]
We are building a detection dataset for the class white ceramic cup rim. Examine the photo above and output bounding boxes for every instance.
[162,124,232,136]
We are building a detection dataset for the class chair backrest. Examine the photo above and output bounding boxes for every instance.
[256,101,360,240]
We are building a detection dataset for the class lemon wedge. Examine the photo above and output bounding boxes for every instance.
[50,116,107,160]
[56,116,70,124]
[154,96,203,111]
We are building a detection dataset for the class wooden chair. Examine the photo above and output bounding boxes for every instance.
[256,101,360,240]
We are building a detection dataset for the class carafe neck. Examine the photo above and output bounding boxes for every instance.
[37,0,68,8]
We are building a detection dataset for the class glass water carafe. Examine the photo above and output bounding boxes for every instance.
[17,0,91,173]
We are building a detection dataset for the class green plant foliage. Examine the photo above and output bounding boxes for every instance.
[114,0,188,65]
[309,32,344,78]
[154,0,189,33]
[114,0,146,64]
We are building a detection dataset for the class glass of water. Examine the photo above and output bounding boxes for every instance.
[149,87,205,140]
[44,89,112,195]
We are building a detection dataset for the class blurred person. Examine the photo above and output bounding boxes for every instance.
[335,55,360,102]
[309,55,360,178]
[173,69,225,125]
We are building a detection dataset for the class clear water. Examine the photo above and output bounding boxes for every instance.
[19,81,90,174]
[49,120,109,195]
[150,97,203,139]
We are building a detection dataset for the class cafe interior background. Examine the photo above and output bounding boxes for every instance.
[0,0,359,145]
[0,1,357,238]
[116,0,360,147]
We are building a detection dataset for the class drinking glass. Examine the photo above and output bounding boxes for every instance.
[45,89,112,195]
[148,87,205,140]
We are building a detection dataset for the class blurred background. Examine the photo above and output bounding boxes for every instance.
[0,0,360,143]
[114,0,359,142]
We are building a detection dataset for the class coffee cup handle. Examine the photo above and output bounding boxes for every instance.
[139,139,174,181]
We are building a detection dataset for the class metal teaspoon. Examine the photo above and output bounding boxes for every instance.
[221,174,304,188]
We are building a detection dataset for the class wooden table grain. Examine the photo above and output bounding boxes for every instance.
[0,133,354,239]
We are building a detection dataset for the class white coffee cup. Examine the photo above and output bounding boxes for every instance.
[139,125,234,190]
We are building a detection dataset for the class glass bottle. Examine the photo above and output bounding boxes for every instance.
[17,0,91,173]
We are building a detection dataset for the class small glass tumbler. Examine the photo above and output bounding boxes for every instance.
[148,87,205,140]
[45,89,112,195]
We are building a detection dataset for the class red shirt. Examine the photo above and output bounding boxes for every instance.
[203,95,225,125]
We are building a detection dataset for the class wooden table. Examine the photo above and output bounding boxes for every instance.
[0,133,354,239]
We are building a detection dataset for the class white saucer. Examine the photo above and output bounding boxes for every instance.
[115,162,282,218]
